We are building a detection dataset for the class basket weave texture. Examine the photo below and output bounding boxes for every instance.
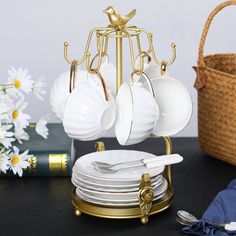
[194,1,236,165]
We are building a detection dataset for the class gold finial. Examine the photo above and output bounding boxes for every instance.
[95,141,105,152]
[103,6,136,29]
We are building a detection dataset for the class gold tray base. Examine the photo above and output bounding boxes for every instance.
[72,185,173,223]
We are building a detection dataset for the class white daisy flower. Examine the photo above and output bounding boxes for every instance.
[14,127,29,144]
[0,94,14,121]
[32,78,47,101]
[8,67,33,94]
[0,124,15,148]
[11,95,31,129]
[9,146,32,177]
[0,149,10,174]
[35,115,49,139]
[0,101,10,120]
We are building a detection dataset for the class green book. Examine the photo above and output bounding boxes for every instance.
[1,123,73,177]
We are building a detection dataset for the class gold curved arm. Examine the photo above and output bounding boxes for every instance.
[126,27,176,66]
[136,34,142,55]
[104,35,109,54]
[64,27,113,65]
[86,29,114,73]
[123,30,144,74]
[86,34,105,73]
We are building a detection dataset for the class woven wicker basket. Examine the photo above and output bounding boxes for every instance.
[194,1,236,165]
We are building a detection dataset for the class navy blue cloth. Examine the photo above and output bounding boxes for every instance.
[182,179,236,236]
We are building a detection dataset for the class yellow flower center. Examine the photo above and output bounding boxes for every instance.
[12,110,19,119]
[11,155,20,165]
[14,79,21,89]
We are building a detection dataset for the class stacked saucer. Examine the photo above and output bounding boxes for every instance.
[71,150,180,207]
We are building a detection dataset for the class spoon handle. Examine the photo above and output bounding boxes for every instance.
[142,154,180,164]
[145,154,183,168]
[225,222,236,231]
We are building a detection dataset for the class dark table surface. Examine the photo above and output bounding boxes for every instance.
[0,138,236,236]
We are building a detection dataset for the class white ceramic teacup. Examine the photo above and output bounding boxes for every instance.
[63,70,116,141]
[143,75,192,137]
[115,71,159,146]
[50,61,87,121]
[140,65,192,136]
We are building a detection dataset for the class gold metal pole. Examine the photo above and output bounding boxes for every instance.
[116,29,123,94]
[163,137,173,186]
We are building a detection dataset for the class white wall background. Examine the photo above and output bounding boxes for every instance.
[0,0,235,136]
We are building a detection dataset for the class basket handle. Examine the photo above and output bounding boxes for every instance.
[198,1,236,66]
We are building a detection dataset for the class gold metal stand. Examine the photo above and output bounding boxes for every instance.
[65,6,176,224]
[72,137,173,224]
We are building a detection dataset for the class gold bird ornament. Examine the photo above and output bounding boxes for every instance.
[103,6,136,29]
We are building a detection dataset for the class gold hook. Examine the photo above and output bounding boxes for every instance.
[166,43,176,66]
[69,60,78,93]
[64,42,72,64]
[64,27,112,65]
[135,51,152,71]
[86,28,114,73]
[126,27,177,66]
[86,52,92,73]
[148,33,176,66]
[89,52,109,72]
[86,34,106,73]
[123,29,144,74]
[90,69,109,101]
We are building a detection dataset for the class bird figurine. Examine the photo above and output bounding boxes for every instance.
[103,6,136,29]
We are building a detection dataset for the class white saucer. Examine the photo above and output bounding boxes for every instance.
[71,174,163,193]
[72,171,162,188]
[76,189,166,207]
[75,178,168,206]
[77,177,167,202]
[73,150,165,183]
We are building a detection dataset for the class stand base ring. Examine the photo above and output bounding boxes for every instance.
[72,185,173,222]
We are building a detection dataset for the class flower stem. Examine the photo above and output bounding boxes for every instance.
[0,84,14,92]
[0,83,14,86]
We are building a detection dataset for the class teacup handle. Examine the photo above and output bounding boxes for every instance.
[131,70,155,98]
[135,51,152,68]
[91,69,109,101]
[69,60,78,93]
[89,52,109,71]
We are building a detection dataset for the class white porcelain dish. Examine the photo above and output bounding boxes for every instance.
[76,189,166,206]
[73,150,165,183]
[140,71,192,136]
[71,174,162,192]
[75,180,167,206]
[115,74,159,145]
[76,177,167,202]
[63,74,116,141]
